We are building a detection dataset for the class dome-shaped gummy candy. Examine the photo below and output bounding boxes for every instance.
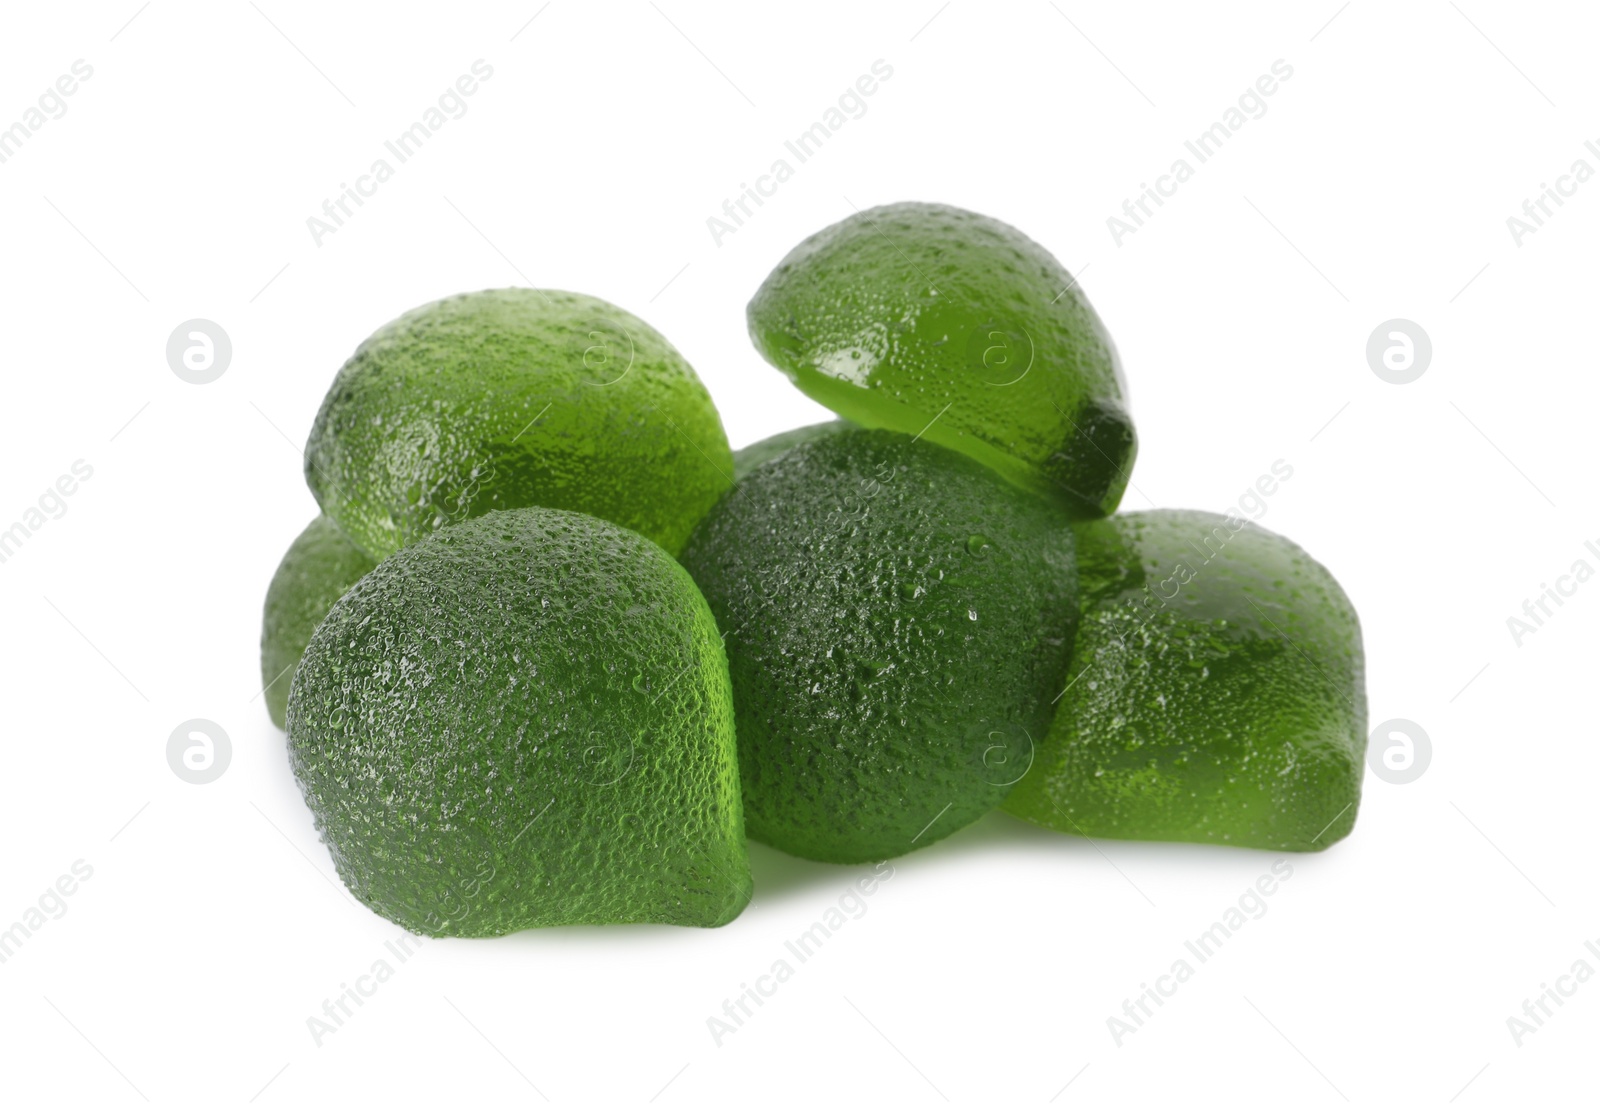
[681,428,1078,864]
[287,506,751,933]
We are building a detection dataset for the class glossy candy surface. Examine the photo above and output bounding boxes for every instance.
[748,203,1136,517]
[1005,510,1367,851]
[306,288,733,558]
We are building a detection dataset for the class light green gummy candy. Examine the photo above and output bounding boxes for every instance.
[748,203,1136,517]
[305,288,733,559]
[1005,510,1367,851]
[260,515,376,730]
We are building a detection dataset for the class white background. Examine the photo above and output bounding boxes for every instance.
[0,2,1593,1102]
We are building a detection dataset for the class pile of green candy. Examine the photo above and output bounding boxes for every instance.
[263,203,1366,937]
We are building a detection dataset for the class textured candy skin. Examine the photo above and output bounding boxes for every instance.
[260,515,377,729]
[731,419,850,481]
[680,428,1078,864]
[1005,510,1367,851]
[286,507,751,934]
[305,288,733,559]
[747,203,1136,517]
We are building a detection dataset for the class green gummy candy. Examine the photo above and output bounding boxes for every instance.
[305,288,733,559]
[287,506,751,934]
[1005,509,1367,851]
[681,427,1078,864]
[731,419,851,481]
[260,515,377,730]
[748,202,1136,517]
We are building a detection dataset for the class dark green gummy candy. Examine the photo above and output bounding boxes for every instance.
[287,506,751,933]
[731,419,851,481]
[681,428,1078,864]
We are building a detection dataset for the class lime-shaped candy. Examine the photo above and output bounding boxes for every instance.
[1005,510,1367,851]
[306,289,733,558]
[681,428,1077,864]
[731,419,850,481]
[260,515,376,730]
[287,507,751,933]
[748,203,1135,517]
